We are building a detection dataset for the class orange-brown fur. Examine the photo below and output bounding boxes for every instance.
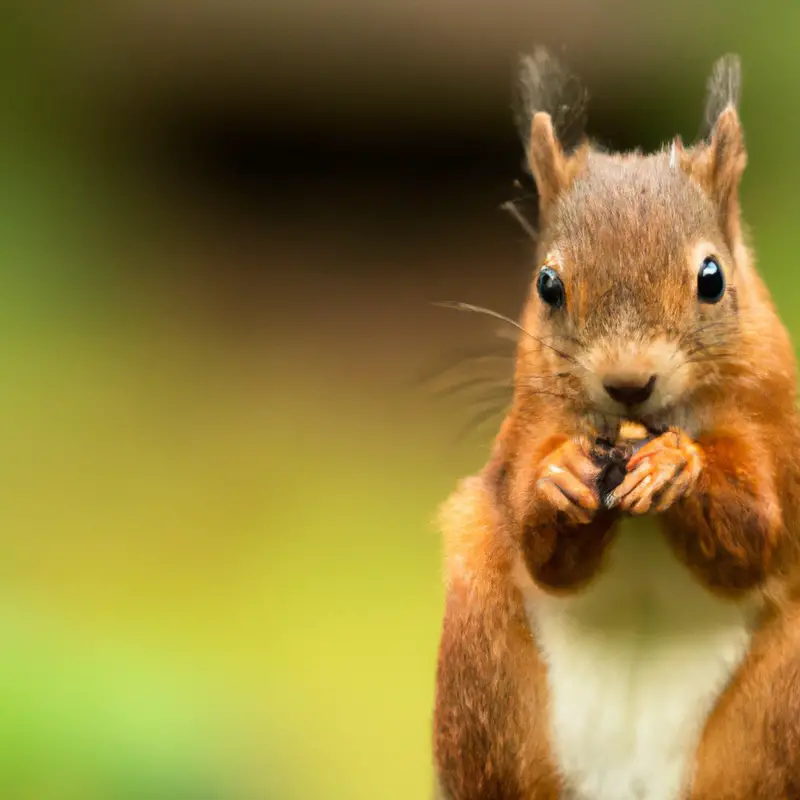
[433,474,562,799]
[432,51,800,798]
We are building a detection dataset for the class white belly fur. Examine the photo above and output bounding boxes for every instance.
[521,517,756,800]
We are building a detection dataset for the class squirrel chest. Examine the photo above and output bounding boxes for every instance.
[519,517,756,800]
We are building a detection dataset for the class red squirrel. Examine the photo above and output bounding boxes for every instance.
[432,50,800,799]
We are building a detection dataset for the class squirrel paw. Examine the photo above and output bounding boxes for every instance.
[609,429,703,515]
[535,438,601,525]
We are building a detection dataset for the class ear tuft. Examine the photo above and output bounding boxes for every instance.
[514,47,588,159]
[514,48,589,218]
[682,57,747,247]
[701,54,742,140]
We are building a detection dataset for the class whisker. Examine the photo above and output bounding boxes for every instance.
[678,318,738,348]
[683,353,739,365]
[533,370,573,381]
[429,369,574,404]
[453,385,582,444]
[466,387,519,408]
[539,333,583,346]
[432,301,578,364]
[524,389,581,402]
[678,321,728,343]
[408,345,516,389]
[500,200,538,241]
[684,342,737,358]
[494,326,521,343]
[494,326,581,348]
[430,375,514,401]
[454,402,510,443]
[668,352,743,376]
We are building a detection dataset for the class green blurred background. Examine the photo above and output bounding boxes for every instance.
[3,1,800,798]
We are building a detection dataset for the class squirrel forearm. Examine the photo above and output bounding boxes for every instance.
[664,429,782,594]
[519,512,617,592]
[504,431,619,592]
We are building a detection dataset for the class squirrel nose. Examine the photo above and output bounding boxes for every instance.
[603,375,657,406]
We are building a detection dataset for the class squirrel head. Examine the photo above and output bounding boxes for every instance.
[505,50,790,439]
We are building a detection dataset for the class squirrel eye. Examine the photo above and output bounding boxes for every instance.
[697,256,725,303]
[537,267,566,309]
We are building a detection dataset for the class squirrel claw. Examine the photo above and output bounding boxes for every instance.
[610,430,703,515]
[535,438,602,525]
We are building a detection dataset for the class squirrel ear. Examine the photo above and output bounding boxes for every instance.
[681,106,747,246]
[527,112,568,210]
[515,47,589,220]
[680,55,747,245]
[709,106,747,215]
[527,112,588,216]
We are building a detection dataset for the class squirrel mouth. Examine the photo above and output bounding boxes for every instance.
[626,413,669,434]
[590,424,654,507]
[587,410,670,450]
[590,419,675,508]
